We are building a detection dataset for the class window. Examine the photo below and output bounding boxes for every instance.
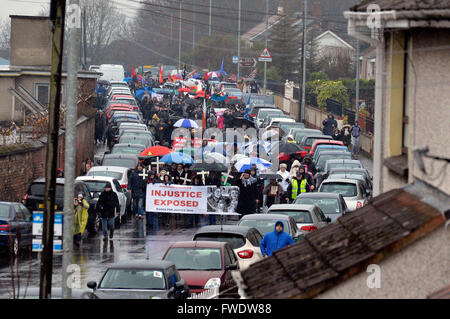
[193,233,246,249]
[227,245,237,265]
[35,83,50,106]
[246,231,258,246]
[113,179,122,192]
[20,204,32,221]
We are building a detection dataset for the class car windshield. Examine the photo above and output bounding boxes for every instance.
[121,132,151,138]
[295,198,341,214]
[0,204,10,218]
[164,248,222,271]
[258,110,282,119]
[99,269,166,290]
[306,137,329,147]
[119,137,150,147]
[111,147,143,155]
[249,95,274,105]
[328,163,362,170]
[30,183,65,198]
[294,132,318,143]
[194,233,246,249]
[238,219,289,235]
[102,158,137,168]
[318,154,352,169]
[87,171,123,180]
[119,128,146,135]
[280,123,304,131]
[115,99,136,106]
[321,183,357,197]
[270,210,313,224]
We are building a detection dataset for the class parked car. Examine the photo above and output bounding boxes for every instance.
[111,143,146,156]
[101,154,139,169]
[278,122,305,137]
[318,178,370,211]
[312,145,349,162]
[23,178,98,235]
[117,135,153,148]
[267,204,330,235]
[289,128,322,144]
[315,151,353,173]
[309,139,345,157]
[327,173,373,196]
[192,225,264,270]
[294,192,350,222]
[248,104,276,120]
[75,176,127,224]
[162,241,238,294]
[237,214,303,242]
[244,94,275,107]
[12,287,92,299]
[0,202,33,256]
[300,135,334,151]
[323,159,364,177]
[118,129,153,141]
[87,260,190,299]
[255,108,283,127]
[328,167,373,190]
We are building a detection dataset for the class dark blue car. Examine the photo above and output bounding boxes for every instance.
[0,202,33,256]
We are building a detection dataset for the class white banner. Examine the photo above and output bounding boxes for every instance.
[145,184,240,215]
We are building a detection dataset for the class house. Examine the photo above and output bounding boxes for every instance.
[344,0,450,197]
[360,46,376,80]
[233,183,449,299]
[313,30,355,60]
[0,15,99,122]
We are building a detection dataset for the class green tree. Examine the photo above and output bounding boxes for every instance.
[316,80,349,110]
[268,12,300,81]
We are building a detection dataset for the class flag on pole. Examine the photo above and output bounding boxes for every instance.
[159,65,164,84]
[202,97,207,128]
[131,65,137,80]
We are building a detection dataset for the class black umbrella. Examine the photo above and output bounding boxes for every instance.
[190,162,228,172]
[278,142,306,155]
[184,98,201,106]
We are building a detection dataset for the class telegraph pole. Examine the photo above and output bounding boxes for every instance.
[178,0,182,70]
[300,0,307,123]
[170,12,173,46]
[192,0,195,50]
[62,0,81,299]
[209,0,212,36]
[40,0,66,299]
[263,0,268,94]
[237,0,241,80]
[355,39,360,121]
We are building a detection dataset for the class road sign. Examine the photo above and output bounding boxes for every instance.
[232,56,239,64]
[258,47,272,62]
[239,58,257,68]
[32,211,63,252]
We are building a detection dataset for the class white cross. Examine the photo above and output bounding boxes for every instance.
[180,173,191,185]
[197,170,209,185]
[151,157,164,174]
[139,168,148,180]
[222,170,234,185]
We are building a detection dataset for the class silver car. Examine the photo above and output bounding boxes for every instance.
[318,177,370,211]
[267,204,331,235]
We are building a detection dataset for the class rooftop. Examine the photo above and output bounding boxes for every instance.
[351,0,450,12]
[237,185,447,299]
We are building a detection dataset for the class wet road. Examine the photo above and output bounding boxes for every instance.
[0,217,236,298]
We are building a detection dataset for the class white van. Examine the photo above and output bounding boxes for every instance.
[98,64,125,82]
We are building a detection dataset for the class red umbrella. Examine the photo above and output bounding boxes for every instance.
[139,146,172,157]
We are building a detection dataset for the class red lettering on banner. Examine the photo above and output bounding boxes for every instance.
[193,201,199,207]
[197,192,202,198]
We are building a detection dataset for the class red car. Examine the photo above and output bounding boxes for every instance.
[162,241,239,294]
[310,139,344,156]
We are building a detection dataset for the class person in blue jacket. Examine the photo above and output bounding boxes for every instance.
[260,220,295,257]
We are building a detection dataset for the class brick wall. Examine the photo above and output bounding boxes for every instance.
[0,115,95,202]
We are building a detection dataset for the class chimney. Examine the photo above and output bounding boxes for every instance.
[312,2,322,19]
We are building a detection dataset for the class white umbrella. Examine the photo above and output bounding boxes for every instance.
[231,154,247,164]
[204,152,228,164]
[173,118,199,128]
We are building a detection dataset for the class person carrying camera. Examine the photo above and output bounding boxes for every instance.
[73,193,89,247]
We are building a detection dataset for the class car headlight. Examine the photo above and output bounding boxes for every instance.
[204,278,221,289]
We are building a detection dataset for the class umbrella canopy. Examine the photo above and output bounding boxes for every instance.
[135,87,152,101]
[173,118,199,128]
[231,154,247,164]
[190,162,228,172]
[235,157,272,173]
[278,142,305,155]
[160,152,194,164]
[139,146,172,157]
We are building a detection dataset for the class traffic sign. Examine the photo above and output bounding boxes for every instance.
[232,56,239,64]
[258,47,272,62]
[32,211,63,252]
[239,58,257,68]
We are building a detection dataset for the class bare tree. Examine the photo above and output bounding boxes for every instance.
[0,19,11,50]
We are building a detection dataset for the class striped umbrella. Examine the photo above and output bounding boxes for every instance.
[173,118,199,129]
[234,157,272,173]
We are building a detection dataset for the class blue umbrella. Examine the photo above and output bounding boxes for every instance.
[124,77,132,84]
[174,118,199,128]
[135,87,152,101]
[235,157,272,173]
[160,152,194,164]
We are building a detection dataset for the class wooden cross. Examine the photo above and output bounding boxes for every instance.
[151,157,164,174]
[139,168,149,180]
[180,173,191,185]
[197,170,209,185]
[222,170,234,185]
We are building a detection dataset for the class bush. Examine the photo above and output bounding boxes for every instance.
[316,81,349,110]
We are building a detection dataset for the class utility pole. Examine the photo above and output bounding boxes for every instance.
[40,0,66,299]
[82,7,87,69]
[209,0,212,36]
[192,0,195,50]
[178,0,182,70]
[62,0,81,299]
[237,0,241,81]
[300,0,307,123]
[355,39,360,121]
[170,12,173,46]
[263,0,268,94]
